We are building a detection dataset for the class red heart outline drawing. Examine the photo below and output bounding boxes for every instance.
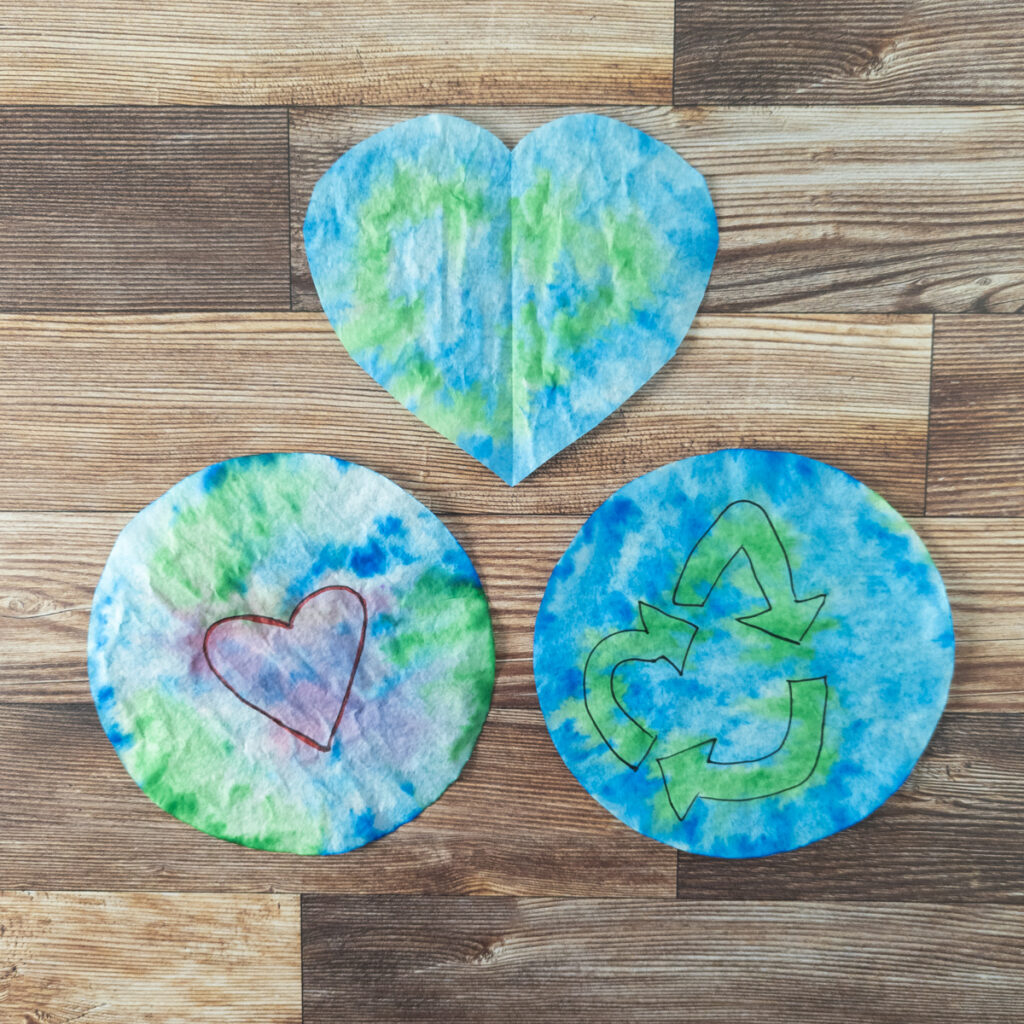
[203,585,368,752]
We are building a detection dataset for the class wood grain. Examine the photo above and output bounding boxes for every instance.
[0,3,1018,1013]
[0,108,289,311]
[927,316,1024,516]
[677,713,1024,902]
[0,312,931,516]
[674,1,1024,104]
[302,896,1024,1023]
[0,2,672,105]
[291,105,1024,314]
[0,891,300,1023]
[2,513,1020,714]
[5,512,1013,902]
[914,518,1024,713]
[0,705,674,896]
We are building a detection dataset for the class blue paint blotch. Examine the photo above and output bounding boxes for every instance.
[533,449,954,859]
[349,538,388,578]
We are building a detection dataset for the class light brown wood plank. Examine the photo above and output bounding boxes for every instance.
[916,518,1024,714]
[943,639,1024,712]
[0,891,300,1023]
[1,514,1020,713]
[676,713,1024,901]
[913,519,1024,645]
[0,513,122,704]
[927,316,1024,516]
[0,3,671,105]
[302,896,1024,1023]
[291,106,1024,314]
[0,108,290,311]
[0,705,674,895]
[675,1,1024,104]
[0,312,931,515]
[0,512,575,708]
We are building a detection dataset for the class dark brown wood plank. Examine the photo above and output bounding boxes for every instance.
[302,896,1024,1023]
[0,2,672,105]
[0,891,301,1023]
[291,106,1024,314]
[674,1,1024,104]
[0,312,931,516]
[677,713,1024,902]
[0,704,674,895]
[2,514,1020,713]
[0,108,289,311]
[927,316,1024,516]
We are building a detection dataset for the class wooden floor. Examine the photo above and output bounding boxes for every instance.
[1,3,1023,1021]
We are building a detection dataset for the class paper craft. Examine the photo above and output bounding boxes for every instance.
[304,113,717,485]
[533,450,954,858]
[89,453,494,854]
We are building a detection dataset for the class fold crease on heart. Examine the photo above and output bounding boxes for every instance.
[304,113,718,485]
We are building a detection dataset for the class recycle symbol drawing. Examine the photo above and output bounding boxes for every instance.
[538,449,954,858]
[583,500,830,822]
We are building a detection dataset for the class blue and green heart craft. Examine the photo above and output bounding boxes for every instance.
[304,113,718,485]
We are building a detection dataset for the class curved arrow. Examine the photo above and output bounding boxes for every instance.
[583,602,698,769]
[656,676,828,821]
[673,500,826,644]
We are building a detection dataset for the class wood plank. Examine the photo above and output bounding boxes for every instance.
[917,518,1024,714]
[291,105,1024,314]
[2,514,1021,714]
[0,891,300,1023]
[0,513,125,704]
[674,1,1024,105]
[0,3,672,105]
[0,704,675,895]
[0,108,290,311]
[0,312,931,515]
[927,316,1024,516]
[677,713,1024,902]
[302,896,1024,1023]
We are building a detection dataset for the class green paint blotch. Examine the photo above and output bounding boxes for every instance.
[329,162,506,448]
[381,567,494,764]
[118,686,328,854]
[511,170,672,421]
[148,456,326,612]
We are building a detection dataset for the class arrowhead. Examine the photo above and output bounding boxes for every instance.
[657,739,715,821]
[637,603,698,672]
[737,592,825,645]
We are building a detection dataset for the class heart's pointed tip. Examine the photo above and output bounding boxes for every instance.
[477,450,532,487]
[508,445,547,488]
[505,463,538,488]
[495,467,522,487]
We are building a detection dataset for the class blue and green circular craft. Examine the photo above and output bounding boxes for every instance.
[89,453,494,854]
[534,449,954,858]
